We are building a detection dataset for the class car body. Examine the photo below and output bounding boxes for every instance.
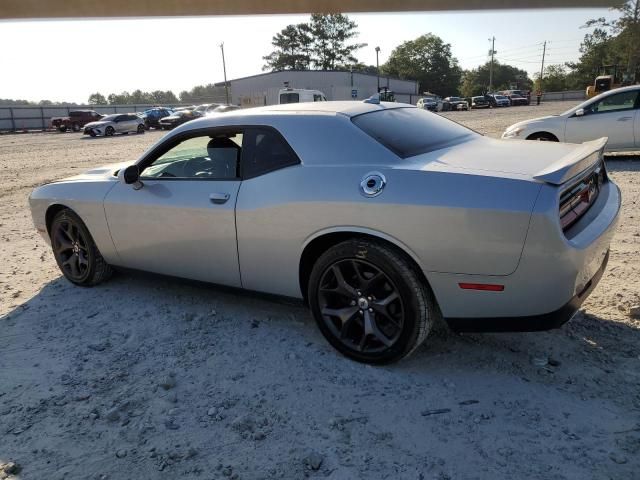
[140,108,174,129]
[502,85,640,151]
[52,110,103,132]
[442,97,469,111]
[416,96,439,112]
[471,96,490,109]
[30,101,620,363]
[158,110,202,129]
[83,114,145,137]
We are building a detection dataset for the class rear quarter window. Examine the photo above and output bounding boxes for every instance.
[351,107,476,158]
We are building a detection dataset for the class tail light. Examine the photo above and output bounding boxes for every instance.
[559,163,605,232]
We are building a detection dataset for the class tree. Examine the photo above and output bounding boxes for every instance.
[88,93,107,105]
[460,61,532,97]
[566,1,640,88]
[262,14,366,71]
[382,34,462,96]
[262,24,312,71]
[309,13,366,70]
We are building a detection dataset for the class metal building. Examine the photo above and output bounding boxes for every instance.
[215,70,419,107]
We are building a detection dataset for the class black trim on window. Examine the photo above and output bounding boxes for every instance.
[137,126,243,182]
[240,126,301,180]
[136,124,301,182]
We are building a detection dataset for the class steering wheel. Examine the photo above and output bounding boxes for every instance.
[183,157,214,177]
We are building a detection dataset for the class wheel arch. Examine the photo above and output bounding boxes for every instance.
[526,131,560,142]
[45,203,73,236]
[298,227,431,304]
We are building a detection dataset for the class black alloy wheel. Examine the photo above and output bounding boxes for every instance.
[50,209,112,286]
[137,124,145,134]
[318,259,405,353]
[105,126,115,136]
[309,239,436,364]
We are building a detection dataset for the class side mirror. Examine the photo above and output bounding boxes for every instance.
[119,165,144,190]
[575,108,585,117]
[123,165,139,184]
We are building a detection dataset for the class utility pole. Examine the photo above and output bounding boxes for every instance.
[538,41,547,93]
[220,42,230,105]
[375,46,381,92]
[488,37,496,92]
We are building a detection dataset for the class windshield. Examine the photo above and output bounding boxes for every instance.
[100,114,118,121]
[352,107,475,158]
[448,97,461,101]
[495,95,507,100]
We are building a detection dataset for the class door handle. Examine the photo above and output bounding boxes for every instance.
[617,116,632,121]
[209,193,230,204]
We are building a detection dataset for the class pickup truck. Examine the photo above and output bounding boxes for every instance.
[51,110,103,132]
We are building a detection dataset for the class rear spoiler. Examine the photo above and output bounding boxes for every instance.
[533,137,607,185]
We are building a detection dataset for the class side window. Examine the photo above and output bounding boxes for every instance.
[241,128,300,179]
[141,132,242,180]
[590,90,639,114]
[313,94,322,102]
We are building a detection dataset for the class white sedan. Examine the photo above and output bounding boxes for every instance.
[83,113,145,137]
[502,85,639,151]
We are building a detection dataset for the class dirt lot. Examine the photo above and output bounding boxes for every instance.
[1,103,639,480]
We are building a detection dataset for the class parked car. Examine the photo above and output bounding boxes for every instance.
[194,104,221,115]
[209,105,242,114]
[279,88,327,104]
[83,114,145,137]
[158,110,202,129]
[52,110,103,132]
[505,94,529,106]
[471,96,490,109]
[140,108,174,129]
[416,96,439,112]
[502,85,639,151]
[486,94,510,107]
[442,97,469,111]
[30,100,620,364]
[501,90,531,105]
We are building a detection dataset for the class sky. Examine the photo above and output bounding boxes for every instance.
[0,8,620,103]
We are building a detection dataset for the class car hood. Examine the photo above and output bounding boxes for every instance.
[84,120,112,128]
[54,161,130,184]
[406,135,588,182]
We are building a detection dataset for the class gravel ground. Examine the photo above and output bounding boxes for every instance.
[1,102,639,480]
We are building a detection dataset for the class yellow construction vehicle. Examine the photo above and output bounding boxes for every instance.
[586,65,638,98]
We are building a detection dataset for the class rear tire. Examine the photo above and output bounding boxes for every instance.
[308,239,436,364]
[58,126,68,133]
[526,132,558,142]
[137,124,145,134]
[71,123,80,132]
[50,209,112,286]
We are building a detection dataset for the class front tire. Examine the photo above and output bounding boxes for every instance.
[105,126,115,136]
[308,239,436,364]
[50,209,112,286]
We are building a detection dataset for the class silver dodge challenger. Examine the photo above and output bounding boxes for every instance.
[30,101,621,363]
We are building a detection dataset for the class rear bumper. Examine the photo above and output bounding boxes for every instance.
[428,179,620,328]
[446,249,609,332]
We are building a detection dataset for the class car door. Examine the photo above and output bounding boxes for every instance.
[235,127,302,295]
[103,128,243,286]
[564,89,639,149]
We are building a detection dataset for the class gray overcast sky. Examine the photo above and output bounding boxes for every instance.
[0,8,619,103]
